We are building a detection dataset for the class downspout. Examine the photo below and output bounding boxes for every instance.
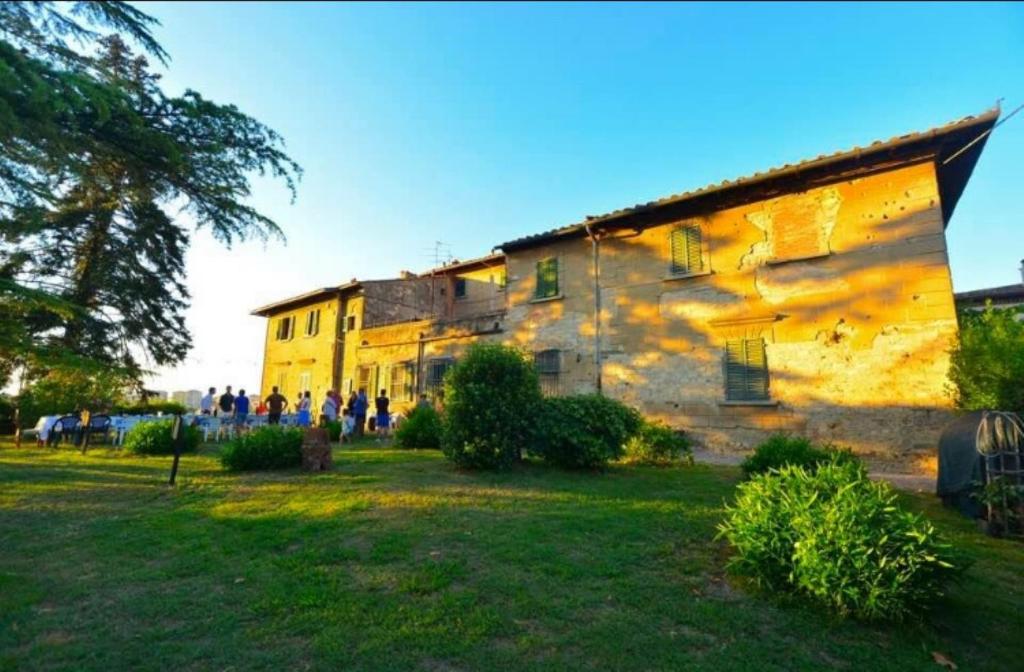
[585,224,602,394]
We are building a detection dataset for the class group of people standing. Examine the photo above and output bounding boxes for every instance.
[321,388,393,442]
[199,386,250,426]
[206,384,393,442]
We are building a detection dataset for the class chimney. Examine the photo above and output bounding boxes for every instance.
[1020,259,1024,285]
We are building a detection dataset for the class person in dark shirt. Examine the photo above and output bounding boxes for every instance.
[353,389,368,437]
[265,386,288,425]
[234,389,250,429]
[218,386,235,416]
[374,389,391,442]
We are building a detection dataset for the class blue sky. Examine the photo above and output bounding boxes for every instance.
[142,1,1024,393]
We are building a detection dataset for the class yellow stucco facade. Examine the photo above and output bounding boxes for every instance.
[258,295,342,406]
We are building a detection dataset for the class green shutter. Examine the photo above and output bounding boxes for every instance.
[536,257,559,298]
[670,225,703,275]
[725,338,769,401]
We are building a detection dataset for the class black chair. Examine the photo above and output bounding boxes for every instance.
[84,414,112,445]
[48,416,80,447]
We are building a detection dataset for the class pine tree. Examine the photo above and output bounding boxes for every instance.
[0,3,301,418]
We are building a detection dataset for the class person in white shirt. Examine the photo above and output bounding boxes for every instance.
[340,409,355,444]
[200,387,216,415]
[322,389,339,424]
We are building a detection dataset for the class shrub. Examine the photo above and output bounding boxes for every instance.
[740,434,858,478]
[718,458,963,620]
[113,401,189,416]
[441,343,542,470]
[18,367,132,428]
[532,394,643,469]
[395,405,442,449]
[948,304,1024,414]
[123,420,200,456]
[324,420,342,441]
[220,426,304,472]
[623,421,692,466]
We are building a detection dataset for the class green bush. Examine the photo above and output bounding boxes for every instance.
[395,405,442,449]
[441,344,543,470]
[740,434,857,478]
[949,304,1024,413]
[123,420,200,456]
[623,421,692,466]
[220,426,304,472]
[324,420,342,441]
[532,394,643,469]
[718,458,963,620]
[17,367,133,428]
[113,401,188,416]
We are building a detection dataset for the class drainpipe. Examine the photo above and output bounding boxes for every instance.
[585,223,602,394]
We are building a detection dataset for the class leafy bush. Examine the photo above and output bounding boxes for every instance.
[623,421,692,466]
[123,420,200,456]
[395,405,442,449]
[718,458,963,620]
[949,304,1024,413]
[113,401,189,416]
[740,434,857,478]
[220,426,304,472]
[532,394,643,469]
[441,344,542,470]
[324,420,342,441]
[17,367,132,428]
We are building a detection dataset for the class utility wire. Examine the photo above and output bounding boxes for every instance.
[942,101,1024,166]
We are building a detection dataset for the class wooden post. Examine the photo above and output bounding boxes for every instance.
[79,409,92,454]
[168,414,184,485]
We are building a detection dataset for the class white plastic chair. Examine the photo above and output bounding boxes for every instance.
[202,417,221,442]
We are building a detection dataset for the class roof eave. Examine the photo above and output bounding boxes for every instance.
[498,108,1000,252]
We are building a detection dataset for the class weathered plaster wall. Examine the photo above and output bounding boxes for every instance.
[351,314,506,415]
[362,279,434,328]
[504,161,958,462]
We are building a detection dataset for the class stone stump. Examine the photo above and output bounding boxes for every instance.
[301,428,333,472]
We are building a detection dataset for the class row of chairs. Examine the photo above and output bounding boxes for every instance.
[27,412,328,448]
[40,415,113,446]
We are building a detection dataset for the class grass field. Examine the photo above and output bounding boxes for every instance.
[1,439,1021,671]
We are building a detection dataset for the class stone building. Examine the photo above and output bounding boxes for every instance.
[253,109,998,462]
[251,255,507,412]
[954,261,1024,311]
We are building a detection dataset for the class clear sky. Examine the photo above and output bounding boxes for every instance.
[142,1,1024,395]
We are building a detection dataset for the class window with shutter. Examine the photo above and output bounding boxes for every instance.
[275,317,294,341]
[304,309,320,336]
[724,338,769,401]
[356,365,377,395]
[669,225,704,275]
[535,257,559,299]
[534,349,561,396]
[345,314,357,332]
[389,361,415,402]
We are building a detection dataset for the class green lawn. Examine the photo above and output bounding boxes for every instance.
[0,439,1021,672]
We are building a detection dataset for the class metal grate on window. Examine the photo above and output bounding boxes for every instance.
[426,358,454,396]
[534,349,561,396]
